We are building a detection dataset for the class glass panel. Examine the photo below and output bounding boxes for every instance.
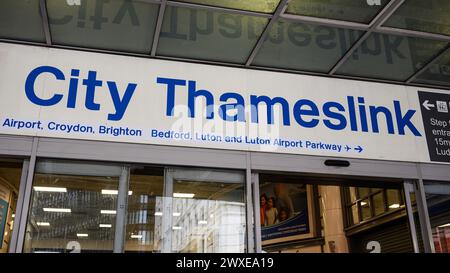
[156,6,268,63]
[170,169,246,253]
[357,187,370,199]
[286,0,389,23]
[384,0,450,36]
[349,187,358,203]
[424,182,450,253]
[387,189,401,210]
[373,192,385,216]
[336,33,448,81]
[413,50,450,87]
[46,0,159,53]
[23,160,122,253]
[174,0,280,13]
[360,198,371,220]
[0,0,45,42]
[351,204,359,225]
[252,20,363,72]
[0,159,23,253]
[125,166,164,253]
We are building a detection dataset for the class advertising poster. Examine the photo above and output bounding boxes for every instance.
[259,182,310,245]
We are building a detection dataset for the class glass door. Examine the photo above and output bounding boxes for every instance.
[22,159,125,253]
[160,167,246,253]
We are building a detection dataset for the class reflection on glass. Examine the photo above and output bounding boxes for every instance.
[157,6,268,63]
[23,160,121,253]
[0,0,45,42]
[336,33,448,81]
[360,198,371,220]
[424,182,450,253]
[174,0,280,13]
[46,0,159,53]
[384,0,450,36]
[387,189,401,210]
[0,159,22,253]
[414,50,450,87]
[170,179,245,253]
[125,167,164,253]
[286,0,389,23]
[373,192,384,216]
[357,187,370,198]
[252,20,363,72]
[351,204,359,225]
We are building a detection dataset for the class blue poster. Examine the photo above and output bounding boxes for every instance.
[260,183,309,243]
[0,199,8,248]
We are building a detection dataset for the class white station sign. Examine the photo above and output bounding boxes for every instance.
[0,43,448,164]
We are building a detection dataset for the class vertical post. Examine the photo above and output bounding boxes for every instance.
[403,181,419,253]
[113,166,130,253]
[15,137,38,253]
[415,178,435,253]
[245,153,254,253]
[161,168,173,253]
[8,160,30,253]
[252,172,262,253]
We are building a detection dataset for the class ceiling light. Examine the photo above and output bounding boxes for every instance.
[100,210,116,214]
[172,226,181,230]
[130,234,142,239]
[173,212,181,217]
[198,220,207,225]
[34,186,67,193]
[101,190,132,195]
[77,233,88,237]
[154,212,163,216]
[43,208,71,213]
[173,193,195,198]
[37,222,50,226]
[360,202,368,206]
[389,204,400,209]
[438,223,450,228]
[12,214,15,218]
[99,224,112,228]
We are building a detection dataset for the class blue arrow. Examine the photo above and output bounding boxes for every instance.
[345,145,351,152]
[354,146,363,153]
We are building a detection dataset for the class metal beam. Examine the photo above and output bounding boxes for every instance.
[166,1,272,18]
[328,0,405,75]
[151,0,167,56]
[245,0,290,66]
[39,0,52,45]
[280,13,369,30]
[406,44,450,84]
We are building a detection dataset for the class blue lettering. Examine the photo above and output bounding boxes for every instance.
[293,99,319,128]
[323,101,347,130]
[25,66,65,106]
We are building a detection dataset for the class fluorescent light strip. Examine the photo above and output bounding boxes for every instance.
[389,204,400,209]
[172,226,182,230]
[34,186,67,193]
[43,208,71,213]
[100,210,116,214]
[99,224,112,228]
[438,223,450,228]
[37,222,50,226]
[198,220,208,225]
[360,202,368,206]
[172,212,181,217]
[154,212,163,216]
[101,190,133,195]
[130,235,142,239]
[173,193,195,198]
[77,233,88,237]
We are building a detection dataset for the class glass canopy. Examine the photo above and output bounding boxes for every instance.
[0,0,449,89]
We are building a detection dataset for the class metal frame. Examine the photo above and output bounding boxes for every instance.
[0,0,444,90]
[403,181,419,253]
